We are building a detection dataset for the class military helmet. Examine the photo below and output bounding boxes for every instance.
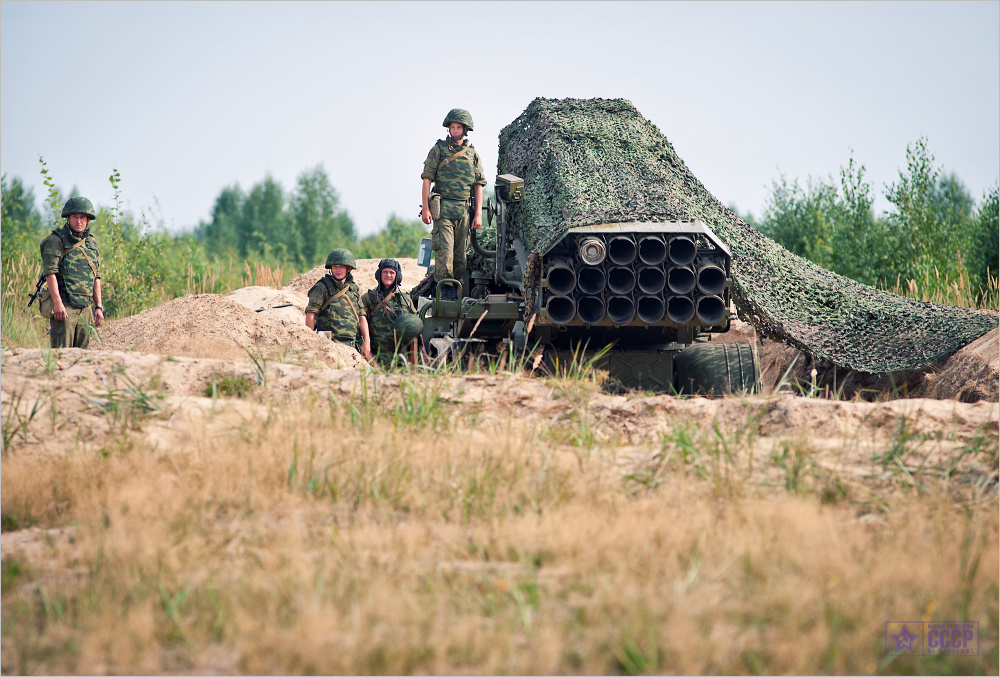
[325,248,357,270]
[392,314,424,343]
[376,258,403,287]
[61,196,96,220]
[442,108,474,132]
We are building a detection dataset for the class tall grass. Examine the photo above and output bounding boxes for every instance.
[0,248,292,349]
[0,252,48,348]
[1,374,996,674]
[883,267,999,309]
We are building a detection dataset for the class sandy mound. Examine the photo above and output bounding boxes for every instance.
[918,327,999,402]
[224,286,307,326]
[751,325,998,402]
[284,258,424,295]
[99,294,364,368]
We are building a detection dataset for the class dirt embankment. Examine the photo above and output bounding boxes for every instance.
[718,321,999,403]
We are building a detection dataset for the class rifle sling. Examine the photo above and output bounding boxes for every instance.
[438,144,472,170]
[40,239,98,305]
[60,238,98,279]
[370,290,399,319]
[317,284,358,323]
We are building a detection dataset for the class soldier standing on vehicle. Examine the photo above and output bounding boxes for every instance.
[305,249,372,360]
[361,258,423,365]
[39,196,104,349]
[420,108,487,301]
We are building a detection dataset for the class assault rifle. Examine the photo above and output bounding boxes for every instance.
[27,276,45,308]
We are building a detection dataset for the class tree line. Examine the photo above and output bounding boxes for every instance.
[3,141,996,326]
[1,162,430,322]
[194,165,427,266]
[742,138,998,303]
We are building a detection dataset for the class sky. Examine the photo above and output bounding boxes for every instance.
[2,1,998,237]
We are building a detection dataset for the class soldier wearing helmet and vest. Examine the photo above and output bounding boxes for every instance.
[39,196,104,348]
[305,248,372,360]
[420,108,487,301]
[361,258,422,365]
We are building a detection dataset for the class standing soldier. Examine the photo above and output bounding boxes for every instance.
[305,249,372,360]
[361,258,423,365]
[420,108,487,301]
[40,196,104,348]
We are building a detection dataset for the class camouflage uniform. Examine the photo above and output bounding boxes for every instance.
[305,273,365,345]
[361,286,417,362]
[40,224,101,349]
[421,138,487,283]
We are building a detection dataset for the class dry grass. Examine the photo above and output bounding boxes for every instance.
[1,251,49,348]
[1,374,997,675]
[884,267,999,309]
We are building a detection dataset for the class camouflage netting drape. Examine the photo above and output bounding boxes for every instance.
[497,97,997,373]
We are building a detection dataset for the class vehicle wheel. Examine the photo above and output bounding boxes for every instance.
[673,342,759,396]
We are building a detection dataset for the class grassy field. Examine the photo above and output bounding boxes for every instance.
[2,364,997,674]
[2,241,997,674]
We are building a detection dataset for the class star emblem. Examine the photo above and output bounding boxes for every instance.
[892,624,920,652]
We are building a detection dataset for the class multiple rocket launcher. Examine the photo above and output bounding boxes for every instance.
[537,221,732,331]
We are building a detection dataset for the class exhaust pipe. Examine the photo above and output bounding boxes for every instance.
[667,295,695,323]
[696,295,726,325]
[637,295,666,323]
[608,266,636,295]
[578,237,607,265]
[608,236,637,265]
[668,236,696,266]
[577,296,606,324]
[637,266,666,294]
[697,264,726,295]
[577,266,606,295]
[638,235,666,265]
[607,295,636,324]
[667,265,696,294]
[546,261,577,296]
[546,295,576,325]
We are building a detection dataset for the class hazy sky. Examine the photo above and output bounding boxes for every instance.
[2,1,997,236]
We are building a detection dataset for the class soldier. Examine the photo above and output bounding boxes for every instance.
[40,196,104,349]
[361,258,422,365]
[420,108,487,301]
[305,249,372,360]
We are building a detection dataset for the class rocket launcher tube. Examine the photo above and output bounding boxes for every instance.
[638,236,667,265]
[607,296,636,324]
[667,266,696,295]
[668,236,696,266]
[546,295,576,325]
[608,236,637,266]
[637,266,666,295]
[697,264,727,296]
[696,295,726,325]
[577,267,606,295]
[667,295,695,323]
[577,296,606,324]
[637,295,666,324]
[608,267,636,295]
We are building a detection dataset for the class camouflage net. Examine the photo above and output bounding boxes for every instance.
[497,98,997,373]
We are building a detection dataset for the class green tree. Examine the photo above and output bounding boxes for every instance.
[289,165,356,267]
[1,174,42,236]
[755,173,841,265]
[884,137,971,282]
[197,184,245,257]
[356,214,429,259]
[242,175,290,260]
[1,174,45,271]
[968,184,999,297]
